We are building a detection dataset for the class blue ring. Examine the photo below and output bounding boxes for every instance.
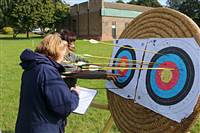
[150,54,187,98]
[112,46,136,88]
[113,50,132,83]
[146,47,194,105]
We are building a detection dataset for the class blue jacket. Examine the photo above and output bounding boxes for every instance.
[15,49,79,133]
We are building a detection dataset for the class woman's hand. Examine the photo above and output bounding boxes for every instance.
[71,86,80,95]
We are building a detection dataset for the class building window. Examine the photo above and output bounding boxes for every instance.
[112,21,116,39]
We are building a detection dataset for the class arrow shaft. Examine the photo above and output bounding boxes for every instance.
[80,54,157,64]
[105,67,174,71]
[94,41,162,55]
[74,62,150,66]
[83,66,175,71]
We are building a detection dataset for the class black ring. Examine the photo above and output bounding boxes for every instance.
[112,45,136,88]
[146,47,195,105]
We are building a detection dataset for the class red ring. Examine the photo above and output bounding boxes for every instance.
[117,56,128,76]
[155,62,179,90]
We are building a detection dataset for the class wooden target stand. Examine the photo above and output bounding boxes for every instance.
[90,102,114,133]
[105,7,200,133]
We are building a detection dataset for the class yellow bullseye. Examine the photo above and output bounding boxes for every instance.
[120,62,127,67]
[160,70,173,83]
[118,60,128,74]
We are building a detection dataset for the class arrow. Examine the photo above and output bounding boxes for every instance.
[82,66,175,71]
[85,39,163,55]
[79,54,158,64]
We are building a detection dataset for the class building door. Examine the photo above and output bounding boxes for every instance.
[112,21,116,39]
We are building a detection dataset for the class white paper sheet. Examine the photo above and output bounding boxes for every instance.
[73,87,97,114]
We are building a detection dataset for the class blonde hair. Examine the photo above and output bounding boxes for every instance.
[35,33,68,60]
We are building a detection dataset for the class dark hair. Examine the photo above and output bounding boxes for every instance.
[60,30,76,43]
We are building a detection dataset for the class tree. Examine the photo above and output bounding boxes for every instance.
[0,8,4,29]
[128,0,162,7]
[53,1,70,31]
[10,0,39,38]
[10,0,56,38]
[166,0,185,10]
[36,0,56,32]
[137,0,161,7]
[116,0,125,3]
[167,0,200,27]
[127,0,137,4]
[0,0,13,28]
[2,0,69,38]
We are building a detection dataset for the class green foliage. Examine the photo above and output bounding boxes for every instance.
[36,0,56,31]
[53,1,70,31]
[0,8,3,28]
[0,0,12,13]
[116,0,125,3]
[10,0,41,38]
[167,0,200,27]
[0,0,13,28]
[0,0,70,37]
[128,0,162,7]
[166,0,185,10]
[2,27,13,34]
[128,0,138,4]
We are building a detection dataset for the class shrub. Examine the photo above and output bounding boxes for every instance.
[2,27,13,34]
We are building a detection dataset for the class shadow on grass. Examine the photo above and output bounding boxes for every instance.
[0,36,43,40]
[2,130,14,133]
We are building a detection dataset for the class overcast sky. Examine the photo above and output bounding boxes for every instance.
[66,0,167,6]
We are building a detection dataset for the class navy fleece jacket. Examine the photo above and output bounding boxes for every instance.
[15,49,79,133]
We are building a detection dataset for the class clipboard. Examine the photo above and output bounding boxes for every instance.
[73,87,97,114]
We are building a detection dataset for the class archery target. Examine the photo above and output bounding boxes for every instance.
[147,47,194,105]
[112,45,136,88]
[106,39,146,99]
[136,38,200,122]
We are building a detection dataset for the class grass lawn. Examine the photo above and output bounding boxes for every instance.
[0,35,199,133]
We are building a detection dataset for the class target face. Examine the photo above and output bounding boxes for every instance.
[107,38,200,123]
[146,47,195,105]
[107,39,146,99]
[112,45,136,88]
[135,38,200,122]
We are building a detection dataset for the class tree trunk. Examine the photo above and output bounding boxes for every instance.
[13,32,17,39]
[27,31,29,39]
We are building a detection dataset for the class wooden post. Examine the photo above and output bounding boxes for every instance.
[90,101,113,133]
[102,115,114,133]
[90,102,109,110]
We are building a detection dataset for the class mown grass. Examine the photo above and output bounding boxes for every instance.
[0,35,199,133]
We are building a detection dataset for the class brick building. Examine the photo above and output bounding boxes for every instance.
[69,0,153,41]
